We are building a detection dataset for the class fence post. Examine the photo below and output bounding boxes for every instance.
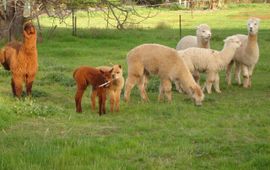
[179,14,182,39]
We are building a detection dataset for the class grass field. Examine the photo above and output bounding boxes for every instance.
[1,4,270,170]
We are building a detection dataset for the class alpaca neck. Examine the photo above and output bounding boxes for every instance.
[247,34,258,49]
[197,37,209,48]
[218,44,237,67]
[23,39,36,52]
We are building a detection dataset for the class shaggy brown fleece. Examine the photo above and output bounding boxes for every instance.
[73,66,113,115]
[0,22,38,97]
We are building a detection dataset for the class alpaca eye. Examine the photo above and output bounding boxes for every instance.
[202,30,205,33]
[116,72,120,74]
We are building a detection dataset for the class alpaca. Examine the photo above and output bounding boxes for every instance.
[226,17,260,88]
[96,65,124,112]
[124,44,204,106]
[176,24,211,85]
[178,36,241,94]
[0,22,38,97]
[73,66,113,115]
[176,24,211,50]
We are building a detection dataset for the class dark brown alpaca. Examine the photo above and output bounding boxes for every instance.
[73,66,113,115]
[0,22,38,97]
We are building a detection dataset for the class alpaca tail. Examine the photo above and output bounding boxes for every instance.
[73,68,78,79]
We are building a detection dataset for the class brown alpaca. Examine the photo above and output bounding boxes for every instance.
[0,22,38,97]
[96,65,124,112]
[73,66,113,115]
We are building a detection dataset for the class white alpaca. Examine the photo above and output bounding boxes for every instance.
[176,24,211,50]
[226,17,260,88]
[178,36,241,94]
[124,44,204,106]
[175,24,211,86]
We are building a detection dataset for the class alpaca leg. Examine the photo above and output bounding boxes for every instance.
[26,74,35,96]
[162,79,172,102]
[158,83,165,102]
[242,65,249,88]
[98,93,102,116]
[137,76,149,102]
[205,72,215,94]
[248,65,255,88]
[11,79,16,96]
[234,62,241,85]
[175,81,183,93]
[193,71,200,84]
[97,89,106,115]
[109,91,115,112]
[91,89,97,111]
[101,90,107,114]
[75,86,86,113]
[12,75,23,97]
[226,60,234,85]
[213,73,221,93]
[159,79,172,102]
[124,76,137,102]
[143,74,149,91]
[115,90,121,112]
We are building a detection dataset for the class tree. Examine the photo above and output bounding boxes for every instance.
[1,0,157,41]
[0,0,25,41]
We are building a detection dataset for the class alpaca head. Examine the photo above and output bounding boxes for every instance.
[111,64,123,79]
[223,36,241,49]
[99,68,114,87]
[189,84,204,106]
[247,17,260,35]
[196,24,211,42]
[23,22,36,40]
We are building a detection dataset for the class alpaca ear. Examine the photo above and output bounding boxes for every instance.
[99,69,105,74]
[118,64,122,69]
[23,30,30,39]
[109,68,114,73]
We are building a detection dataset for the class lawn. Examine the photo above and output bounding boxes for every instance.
[0,4,270,170]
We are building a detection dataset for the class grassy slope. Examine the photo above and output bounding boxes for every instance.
[1,4,270,170]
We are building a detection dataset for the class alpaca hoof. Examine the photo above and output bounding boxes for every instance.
[216,90,222,93]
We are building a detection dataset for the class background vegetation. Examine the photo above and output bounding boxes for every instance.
[0,4,270,170]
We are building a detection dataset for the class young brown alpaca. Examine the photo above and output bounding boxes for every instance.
[0,22,38,97]
[73,66,113,115]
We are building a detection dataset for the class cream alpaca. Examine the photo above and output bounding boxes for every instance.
[226,17,260,88]
[124,44,204,106]
[176,24,211,50]
[178,36,241,94]
[176,24,211,85]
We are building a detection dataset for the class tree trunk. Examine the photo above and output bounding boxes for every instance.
[0,0,24,41]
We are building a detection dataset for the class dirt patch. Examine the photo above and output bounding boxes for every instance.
[228,11,270,20]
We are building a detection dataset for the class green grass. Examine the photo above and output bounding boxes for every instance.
[1,4,270,170]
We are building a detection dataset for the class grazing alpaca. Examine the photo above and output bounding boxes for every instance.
[0,22,38,97]
[178,36,241,94]
[96,65,124,112]
[73,66,113,115]
[124,44,204,106]
[226,17,260,88]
